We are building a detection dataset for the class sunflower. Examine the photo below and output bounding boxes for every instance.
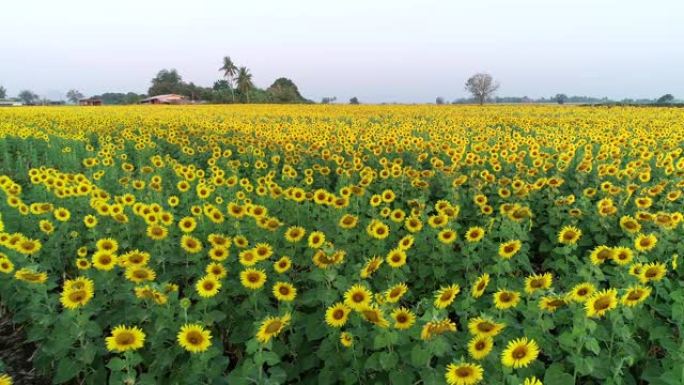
[105,325,145,352]
[467,316,505,337]
[92,250,118,271]
[639,262,666,283]
[585,288,618,318]
[438,229,457,244]
[340,332,353,347]
[385,282,409,303]
[60,286,94,310]
[274,256,292,273]
[0,373,11,385]
[391,307,416,329]
[465,227,485,243]
[621,285,651,307]
[178,217,197,233]
[493,289,521,310]
[523,376,543,385]
[208,246,229,262]
[445,362,484,385]
[307,231,325,249]
[360,256,384,278]
[498,240,522,259]
[180,235,203,254]
[612,247,634,266]
[359,305,390,328]
[634,233,657,252]
[125,266,156,284]
[470,273,490,298]
[434,284,461,309]
[96,238,119,253]
[501,337,540,368]
[386,248,407,268]
[0,257,14,274]
[524,273,553,294]
[146,225,168,241]
[558,226,582,245]
[567,282,595,302]
[284,226,306,242]
[273,281,297,302]
[619,215,641,234]
[177,324,212,353]
[344,284,373,311]
[539,295,566,312]
[15,238,41,255]
[589,245,614,265]
[468,335,493,360]
[325,303,351,327]
[240,268,267,290]
[256,313,291,343]
[338,214,359,229]
[205,262,227,279]
[196,275,221,298]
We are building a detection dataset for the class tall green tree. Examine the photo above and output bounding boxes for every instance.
[235,67,254,103]
[148,69,185,96]
[0,85,6,99]
[18,90,38,104]
[219,56,238,102]
[66,89,84,104]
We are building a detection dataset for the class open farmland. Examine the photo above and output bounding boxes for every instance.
[0,105,683,385]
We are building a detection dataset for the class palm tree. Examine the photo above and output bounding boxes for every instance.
[235,66,254,103]
[219,56,238,102]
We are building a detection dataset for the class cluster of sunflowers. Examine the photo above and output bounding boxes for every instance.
[0,105,683,385]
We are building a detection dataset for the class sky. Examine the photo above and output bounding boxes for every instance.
[1,0,683,103]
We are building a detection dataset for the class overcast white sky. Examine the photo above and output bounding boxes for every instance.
[1,0,683,102]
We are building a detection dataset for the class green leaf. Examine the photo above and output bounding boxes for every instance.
[543,363,574,385]
[389,370,414,385]
[54,358,80,384]
[585,337,601,355]
[107,357,126,371]
[380,352,398,369]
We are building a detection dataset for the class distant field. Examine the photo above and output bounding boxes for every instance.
[0,105,683,385]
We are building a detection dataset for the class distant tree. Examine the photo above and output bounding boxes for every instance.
[321,97,337,104]
[267,78,308,103]
[219,56,238,102]
[213,80,231,91]
[66,89,84,104]
[235,67,254,103]
[436,97,445,105]
[657,94,675,104]
[148,69,185,96]
[465,73,499,105]
[349,97,360,105]
[554,93,568,105]
[0,86,6,99]
[18,90,38,104]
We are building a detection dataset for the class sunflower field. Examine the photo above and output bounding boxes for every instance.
[0,105,683,385]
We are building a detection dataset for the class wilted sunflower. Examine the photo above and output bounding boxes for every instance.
[434,284,461,309]
[177,324,212,353]
[445,362,484,385]
[359,305,390,328]
[105,325,145,352]
[256,313,291,343]
[360,256,384,278]
[501,337,540,368]
[585,288,618,318]
[539,295,566,312]
[14,268,48,284]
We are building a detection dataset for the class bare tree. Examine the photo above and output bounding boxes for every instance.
[66,89,84,104]
[465,73,499,105]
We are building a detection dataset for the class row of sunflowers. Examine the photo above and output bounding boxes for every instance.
[0,105,683,385]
